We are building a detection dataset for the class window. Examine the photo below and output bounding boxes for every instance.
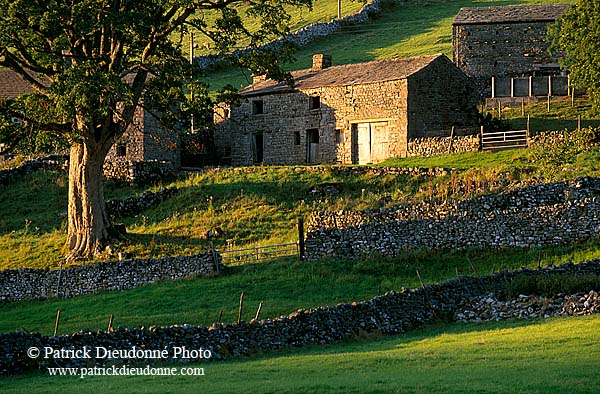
[293,131,301,145]
[335,129,345,144]
[116,144,126,157]
[309,96,321,110]
[252,100,264,115]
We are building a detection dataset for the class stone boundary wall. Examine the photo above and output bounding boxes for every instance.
[103,160,177,184]
[0,252,222,303]
[0,155,68,185]
[407,135,480,157]
[305,177,600,259]
[195,0,387,69]
[0,155,177,185]
[2,259,600,375]
[106,188,179,218]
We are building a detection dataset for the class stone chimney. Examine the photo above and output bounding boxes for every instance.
[311,54,332,71]
[252,74,267,84]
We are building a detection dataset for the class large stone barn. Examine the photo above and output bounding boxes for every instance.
[214,53,478,166]
[452,4,569,97]
[0,68,181,172]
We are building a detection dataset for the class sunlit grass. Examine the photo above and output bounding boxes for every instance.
[2,315,600,393]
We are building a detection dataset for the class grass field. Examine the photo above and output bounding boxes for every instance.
[2,315,600,393]
[206,0,576,91]
[3,239,600,335]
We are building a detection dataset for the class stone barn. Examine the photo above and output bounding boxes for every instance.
[452,4,569,97]
[0,68,181,174]
[214,53,478,166]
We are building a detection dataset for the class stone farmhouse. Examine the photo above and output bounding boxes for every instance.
[214,53,478,166]
[452,4,570,98]
[0,68,180,173]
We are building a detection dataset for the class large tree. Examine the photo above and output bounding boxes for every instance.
[0,0,311,259]
[549,0,600,113]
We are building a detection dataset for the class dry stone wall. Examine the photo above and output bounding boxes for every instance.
[103,160,177,184]
[406,135,480,157]
[195,0,387,69]
[0,155,68,185]
[3,259,600,375]
[305,177,600,259]
[0,252,221,303]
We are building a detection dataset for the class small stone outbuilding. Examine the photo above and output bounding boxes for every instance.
[214,53,478,166]
[452,4,569,97]
[0,68,181,173]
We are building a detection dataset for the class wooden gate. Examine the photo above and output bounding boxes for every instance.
[481,129,528,151]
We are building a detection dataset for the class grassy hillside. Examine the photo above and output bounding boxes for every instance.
[2,315,600,393]
[207,0,576,91]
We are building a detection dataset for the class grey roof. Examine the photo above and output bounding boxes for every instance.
[453,4,569,25]
[0,69,38,100]
[241,54,446,97]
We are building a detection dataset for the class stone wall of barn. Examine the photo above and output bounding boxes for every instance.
[452,20,563,96]
[407,56,479,138]
[216,79,410,166]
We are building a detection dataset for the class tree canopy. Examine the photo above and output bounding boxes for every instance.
[549,0,600,113]
[0,0,312,259]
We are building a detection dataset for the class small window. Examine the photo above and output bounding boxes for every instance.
[116,144,126,157]
[293,131,301,146]
[309,96,321,110]
[335,129,345,144]
[252,100,264,115]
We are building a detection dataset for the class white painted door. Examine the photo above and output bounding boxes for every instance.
[356,123,371,164]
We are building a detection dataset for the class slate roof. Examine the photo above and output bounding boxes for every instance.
[453,4,569,25]
[0,68,38,100]
[240,54,445,97]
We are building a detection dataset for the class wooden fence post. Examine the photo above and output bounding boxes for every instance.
[578,115,581,132]
[210,242,219,273]
[53,309,61,337]
[527,115,531,140]
[217,308,223,323]
[479,125,484,151]
[107,314,114,332]
[298,218,305,260]
[237,292,244,325]
[547,94,551,113]
[447,126,455,153]
[254,301,263,321]
[521,97,525,117]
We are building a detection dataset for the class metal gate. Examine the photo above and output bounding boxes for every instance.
[481,129,528,151]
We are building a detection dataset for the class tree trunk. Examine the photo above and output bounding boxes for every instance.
[66,142,111,259]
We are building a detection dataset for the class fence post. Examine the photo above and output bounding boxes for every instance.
[53,309,61,337]
[578,115,581,132]
[491,76,495,98]
[547,94,551,113]
[237,292,244,325]
[498,99,501,119]
[527,115,531,140]
[548,75,552,97]
[298,217,305,260]
[107,314,114,332]
[521,97,525,116]
[254,301,263,321]
[529,76,533,97]
[447,126,455,153]
[479,125,484,151]
[210,242,219,273]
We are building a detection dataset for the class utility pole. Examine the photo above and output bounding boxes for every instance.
[189,32,195,134]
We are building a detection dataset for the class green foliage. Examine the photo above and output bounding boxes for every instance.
[529,128,600,176]
[549,0,600,114]
[506,273,600,298]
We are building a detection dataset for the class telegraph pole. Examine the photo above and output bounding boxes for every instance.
[189,32,195,134]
